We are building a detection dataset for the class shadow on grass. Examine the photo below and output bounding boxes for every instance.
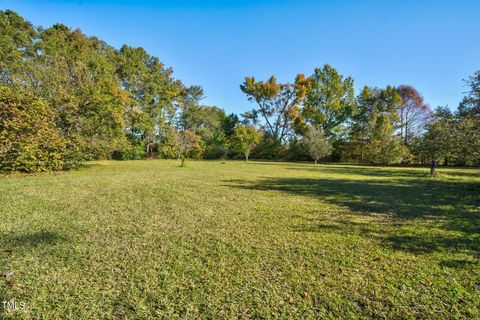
[439,259,478,269]
[287,164,480,179]
[286,165,427,178]
[224,175,480,259]
[78,163,106,171]
[0,231,67,249]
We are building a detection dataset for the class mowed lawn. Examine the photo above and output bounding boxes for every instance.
[0,161,479,319]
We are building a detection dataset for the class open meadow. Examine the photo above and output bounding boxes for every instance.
[0,160,479,319]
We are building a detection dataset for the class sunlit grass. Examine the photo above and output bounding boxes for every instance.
[0,160,479,319]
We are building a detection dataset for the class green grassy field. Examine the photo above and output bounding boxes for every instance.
[0,160,479,319]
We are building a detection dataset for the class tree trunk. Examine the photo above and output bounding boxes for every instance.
[444,156,448,166]
[314,159,318,165]
[400,108,404,143]
[404,126,408,146]
[360,143,365,163]
[430,159,437,176]
[245,154,249,161]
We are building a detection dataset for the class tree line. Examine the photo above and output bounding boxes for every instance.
[0,10,479,172]
[239,66,479,169]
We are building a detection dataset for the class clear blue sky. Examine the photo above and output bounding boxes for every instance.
[2,0,479,113]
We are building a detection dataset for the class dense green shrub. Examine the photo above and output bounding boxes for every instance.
[111,144,146,160]
[363,136,409,165]
[203,133,229,159]
[250,137,286,160]
[283,138,311,161]
[0,86,68,172]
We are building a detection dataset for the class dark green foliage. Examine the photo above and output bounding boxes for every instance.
[459,70,480,115]
[330,139,346,162]
[203,132,229,159]
[222,113,239,137]
[421,104,479,167]
[422,107,455,163]
[184,105,226,140]
[111,144,146,160]
[250,137,286,160]
[302,64,357,139]
[283,138,311,161]
[117,45,182,158]
[348,86,406,164]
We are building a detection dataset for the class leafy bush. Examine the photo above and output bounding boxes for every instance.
[284,138,311,161]
[250,137,286,160]
[229,126,262,161]
[364,136,408,165]
[0,86,68,172]
[204,132,229,159]
[111,144,146,160]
